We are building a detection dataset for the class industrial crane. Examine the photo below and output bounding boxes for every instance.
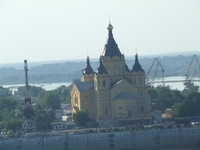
[146,58,165,87]
[184,55,200,89]
[21,60,37,134]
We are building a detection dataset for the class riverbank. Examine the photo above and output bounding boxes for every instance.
[0,127,200,150]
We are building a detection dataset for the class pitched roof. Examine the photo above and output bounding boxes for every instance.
[102,22,122,59]
[63,105,72,110]
[132,53,144,72]
[82,56,94,75]
[75,82,94,91]
[61,104,70,109]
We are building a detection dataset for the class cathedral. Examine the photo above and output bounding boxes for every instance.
[71,22,151,127]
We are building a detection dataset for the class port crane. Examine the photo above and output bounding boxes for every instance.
[146,58,165,87]
[21,60,37,134]
[184,55,200,89]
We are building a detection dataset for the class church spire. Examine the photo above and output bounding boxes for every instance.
[96,57,108,75]
[82,56,94,75]
[102,22,122,59]
[132,53,144,72]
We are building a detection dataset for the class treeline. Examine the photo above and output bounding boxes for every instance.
[149,85,200,118]
[1,82,200,131]
[0,55,199,85]
[0,82,73,134]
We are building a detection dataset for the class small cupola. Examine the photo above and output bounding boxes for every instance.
[96,57,108,75]
[132,53,144,72]
[82,56,94,75]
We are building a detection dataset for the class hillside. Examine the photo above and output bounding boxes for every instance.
[0,54,200,85]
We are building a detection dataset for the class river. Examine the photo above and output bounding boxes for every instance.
[1,82,71,94]
[151,76,200,91]
[1,76,200,92]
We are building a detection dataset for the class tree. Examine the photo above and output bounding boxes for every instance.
[14,85,46,98]
[172,92,200,117]
[43,92,61,110]
[183,85,199,96]
[0,97,17,111]
[34,103,55,131]
[155,85,172,102]
[72,111,89,127]
[51,85,72,104]
[171,103,181,117]
[0,97,19,122]
[148,88,158,101]
[0,86,12,97]
[0,119,22,133]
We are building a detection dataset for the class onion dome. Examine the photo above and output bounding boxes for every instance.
[102,22,122,58]
[82,56,94,75]
[107,23,113,30]
[132,53,144,72]
[96,57,108,75]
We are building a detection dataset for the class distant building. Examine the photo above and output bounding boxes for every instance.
[61,104,72,115]
[55,110,62,121]
[51,121,75,130]
[166,108,172,118]
[55,104,72,122]
[162,108,172,118]
[61,104,72,121]
[71,22,151,126]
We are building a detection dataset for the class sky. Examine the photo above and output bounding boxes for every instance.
[0,0,200,64]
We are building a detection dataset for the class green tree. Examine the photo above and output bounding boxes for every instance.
[0,97,17,111]
[171,103,181,117]
[1,119,22,133]
[43,92,61,110]
[34,103,55,131]
[148,88,158,101]
[183,85,199,96]
[15,85,46,98]
[172,92,200,117]
[0,109,15,122]
[0,86,12,97]
[72,111,89,127]
[51,85,72,104]
[155,85,172,102]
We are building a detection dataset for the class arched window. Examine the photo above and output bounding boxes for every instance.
[75,95,78,105]
[103,80,106,87]
[139,78,142,84]
[141,106,144,112]
[115,69,118,75]
[105,108,108,115]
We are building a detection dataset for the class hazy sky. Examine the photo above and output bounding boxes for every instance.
[0,0,200,64]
